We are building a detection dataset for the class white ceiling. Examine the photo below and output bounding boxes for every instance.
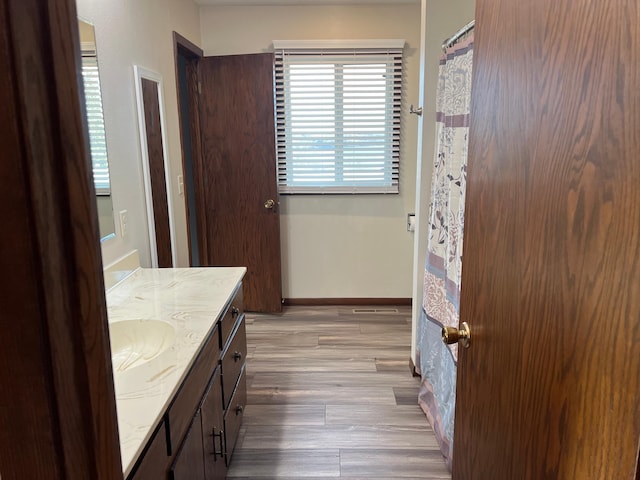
[195,0,418,6]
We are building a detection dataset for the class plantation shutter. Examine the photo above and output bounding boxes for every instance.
[274,40,404,194]
[81,50,111,194]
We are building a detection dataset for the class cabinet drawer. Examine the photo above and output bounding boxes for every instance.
[128,421,169,480]
[223,367,247,466]
[221,317,246,408]
[167,324,219,453]
[219,286,243,350]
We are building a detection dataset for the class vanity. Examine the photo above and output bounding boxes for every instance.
[106,266,247,479]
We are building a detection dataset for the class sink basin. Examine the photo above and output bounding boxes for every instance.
[110,320,176,372]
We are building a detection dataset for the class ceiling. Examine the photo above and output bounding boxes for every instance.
[195,0,418,5]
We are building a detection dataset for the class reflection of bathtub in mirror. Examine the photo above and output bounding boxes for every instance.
[78,19,115,239]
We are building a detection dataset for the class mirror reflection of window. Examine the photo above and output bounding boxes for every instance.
[81,48,110,194]
[78,19,115,240]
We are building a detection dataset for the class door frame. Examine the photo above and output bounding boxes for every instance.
[173,32,207,266]
[133,65,178,267]
[1,0,122,477]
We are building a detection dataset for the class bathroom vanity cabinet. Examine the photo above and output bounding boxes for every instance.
[128,286,246,480]
[170,289,247,480]
[106,267,247,480]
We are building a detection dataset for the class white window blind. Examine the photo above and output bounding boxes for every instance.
[274,40,404,194]
[81,51,110,194]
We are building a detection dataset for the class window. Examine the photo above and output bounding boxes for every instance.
[81,48,110,194]
[274,40,404,194]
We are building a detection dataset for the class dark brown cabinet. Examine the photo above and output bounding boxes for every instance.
[201,367,226,479]
[223,368,246,466]
[220,316,247,466]
[170,411,205,480]
[221,318,247,409]
[127,284,245,480]
[129,422,171,480]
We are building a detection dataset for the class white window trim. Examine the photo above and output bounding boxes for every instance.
[273,39,406,50]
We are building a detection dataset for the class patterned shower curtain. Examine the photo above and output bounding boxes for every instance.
[416,32,473,471]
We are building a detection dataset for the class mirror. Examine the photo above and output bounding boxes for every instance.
[134,66,177,268]
[78,19,115,240]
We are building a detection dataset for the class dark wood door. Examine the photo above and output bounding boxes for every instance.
[130,423,169,480]
[0,0,122,479]
[170,411,205,480]
[453,1,640,478]
[201,368,226,479]
[141,78,173,267]
[199,53,282,312]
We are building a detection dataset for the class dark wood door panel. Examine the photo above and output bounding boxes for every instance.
[1,11,65,475]
[129,422,169,480]
[170,412,205,480]
[199,53,282,312]
[454,1,640,478]
[141,78,173,268]
[201,368,226,479]
[0,0,122,478]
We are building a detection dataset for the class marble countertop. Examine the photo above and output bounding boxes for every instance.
[105,266,246,476]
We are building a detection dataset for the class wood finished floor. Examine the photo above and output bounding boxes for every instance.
[228,306,450,479]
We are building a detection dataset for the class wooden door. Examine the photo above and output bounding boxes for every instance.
[0,0,122,478]
[170,411,206,480]
[453,1,640,478]
[141,77,173,267]
[129,423,170,480]
[201,368,226,479]
[199,53,282,313]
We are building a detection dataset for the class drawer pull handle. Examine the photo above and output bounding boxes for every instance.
[235,405,244,415]
[233,351,243,362]
[231,306,240,318]
[211,429,225,459]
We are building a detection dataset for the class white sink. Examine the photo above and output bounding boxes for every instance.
[110,320,176,372]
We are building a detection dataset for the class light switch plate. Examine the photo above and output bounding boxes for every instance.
[177,174,184,196]
[407,213,416,232]
[119,210,128,238]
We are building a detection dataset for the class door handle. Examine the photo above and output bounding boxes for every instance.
[442,322,471,348]
[264,199,276,209]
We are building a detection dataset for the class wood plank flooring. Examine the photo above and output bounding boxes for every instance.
[228,306,450,479]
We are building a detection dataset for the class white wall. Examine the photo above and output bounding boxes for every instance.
[199,4,421,299]
[410,0,475,361]
[76,0,201,268]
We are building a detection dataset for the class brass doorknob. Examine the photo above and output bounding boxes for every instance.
[264,199,276,209]
[442,322,471,348]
